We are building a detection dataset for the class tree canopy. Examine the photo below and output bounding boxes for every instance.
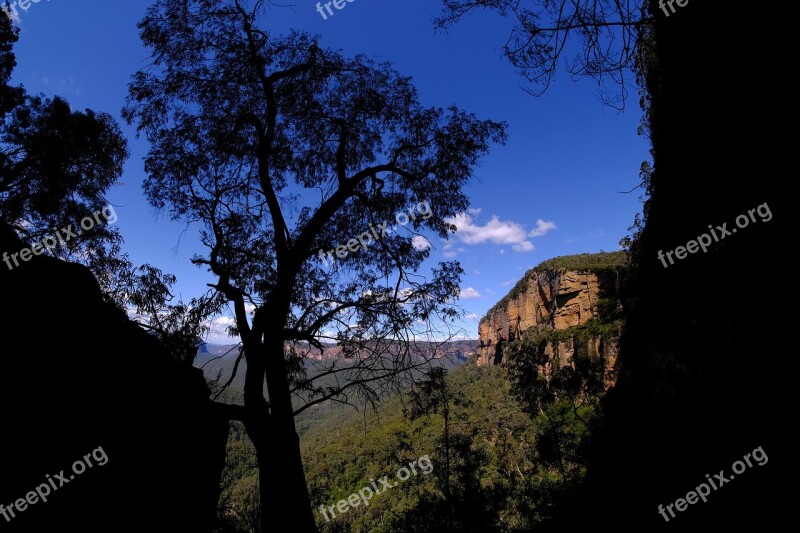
[124,0,507,407]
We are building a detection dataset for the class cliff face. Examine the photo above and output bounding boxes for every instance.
[477,259,623,387]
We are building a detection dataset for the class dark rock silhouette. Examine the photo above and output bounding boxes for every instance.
[554,1,793,530]
[0,222,228,531]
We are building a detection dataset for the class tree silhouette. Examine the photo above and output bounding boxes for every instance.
[405,367,470,502]
[403,367,508,533]
[119,264,227,365]
[123,1,506,529]
[436,0,650,107]
[0,14,127,257]
[0,14,223,362]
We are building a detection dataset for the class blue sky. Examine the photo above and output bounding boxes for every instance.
[8,0,649,341]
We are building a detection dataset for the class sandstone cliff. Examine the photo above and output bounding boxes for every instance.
[477,252,625,387]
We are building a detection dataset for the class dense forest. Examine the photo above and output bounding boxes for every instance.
[215,361,604,533]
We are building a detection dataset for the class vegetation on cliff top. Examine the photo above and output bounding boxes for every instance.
[481,251,628,325]
[533,251,628,272]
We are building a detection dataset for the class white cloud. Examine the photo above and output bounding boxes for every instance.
[212,316,236,327]
[464,312,478,320]
[474,269,481,275]
[446,213,556,253]
[529,219,557,237]
[459,287,481,299]
[501,279,514,287]
[448,213,529,246]
[468,207,483,215]
[443,246,466,259]
[202,315,239,344]
[412,235,431,251]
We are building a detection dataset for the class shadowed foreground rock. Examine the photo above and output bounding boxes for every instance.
[550,1,793,531]
[0,223,228,532]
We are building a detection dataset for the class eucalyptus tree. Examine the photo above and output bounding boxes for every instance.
[124,0,506,529]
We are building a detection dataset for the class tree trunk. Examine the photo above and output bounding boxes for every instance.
[244,319,316,533]
[443,404,450,500]
[443,403,451,529]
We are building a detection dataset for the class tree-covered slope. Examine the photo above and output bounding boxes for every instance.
[214,361,602,532]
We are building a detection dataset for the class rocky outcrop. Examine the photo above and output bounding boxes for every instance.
[0,222,228,532]
[535,334,620,390]
[477,259,623,387]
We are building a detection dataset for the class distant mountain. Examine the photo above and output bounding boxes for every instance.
[196,342,241,362]
[195,340,477,390]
